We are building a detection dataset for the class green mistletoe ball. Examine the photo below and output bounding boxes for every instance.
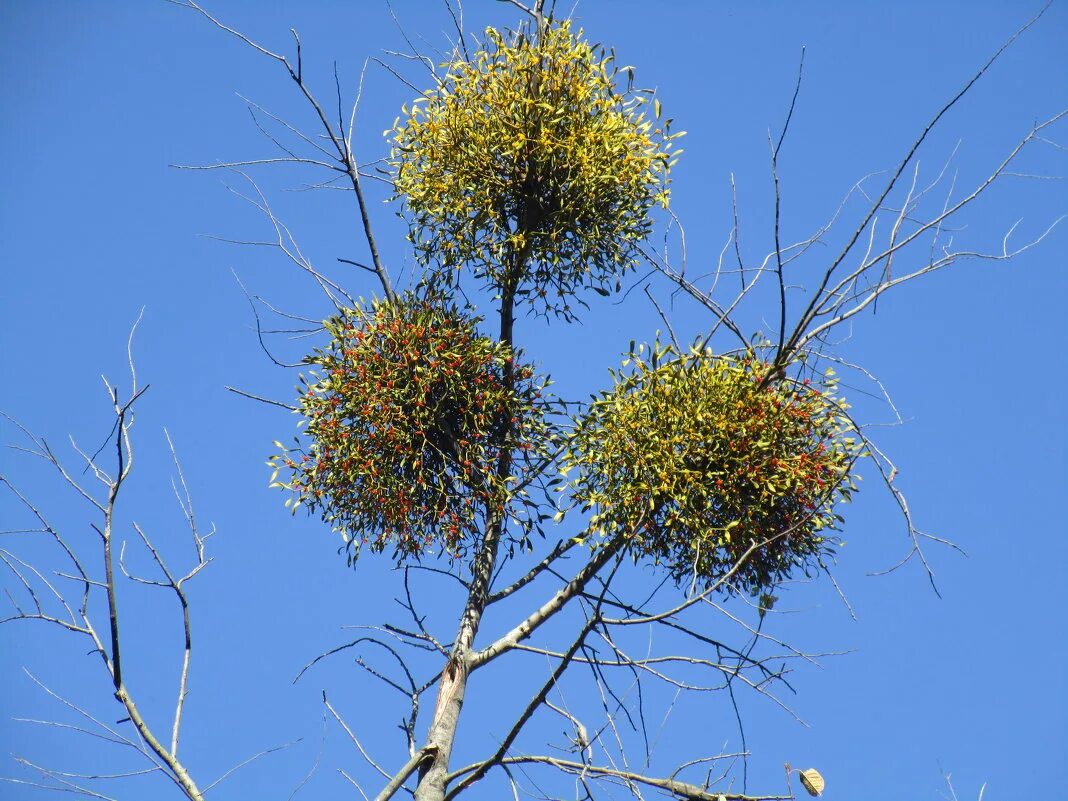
[389,21,682,317]
[565,345,862,594]
[270,295,548,561]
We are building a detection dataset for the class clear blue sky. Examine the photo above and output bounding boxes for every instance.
[1,2,1065,800]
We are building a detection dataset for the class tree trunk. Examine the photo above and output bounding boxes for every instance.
[414,261,522,801]
[412,514,501,801]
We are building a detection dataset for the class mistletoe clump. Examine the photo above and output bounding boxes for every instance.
[270,295,548,561]
[565,345,862,594]
[389,21,682,317]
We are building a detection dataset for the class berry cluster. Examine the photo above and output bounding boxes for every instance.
[270,296,548,561]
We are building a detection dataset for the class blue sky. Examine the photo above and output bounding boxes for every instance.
[1,2,1066,800]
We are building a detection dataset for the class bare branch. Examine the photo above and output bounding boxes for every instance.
[447,754,791,801]
[168,0,397,300]
[470,537,624,670]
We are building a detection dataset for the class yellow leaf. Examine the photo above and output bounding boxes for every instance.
[799,768,825,797]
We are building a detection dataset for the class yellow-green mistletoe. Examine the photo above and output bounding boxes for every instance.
[389,21,683,317]
[565,344,863,593]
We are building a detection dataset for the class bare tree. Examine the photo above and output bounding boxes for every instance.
[2,2,1063,801]
[1,319,210,800]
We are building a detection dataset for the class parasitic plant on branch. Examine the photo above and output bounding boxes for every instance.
[2,3,1063,801]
